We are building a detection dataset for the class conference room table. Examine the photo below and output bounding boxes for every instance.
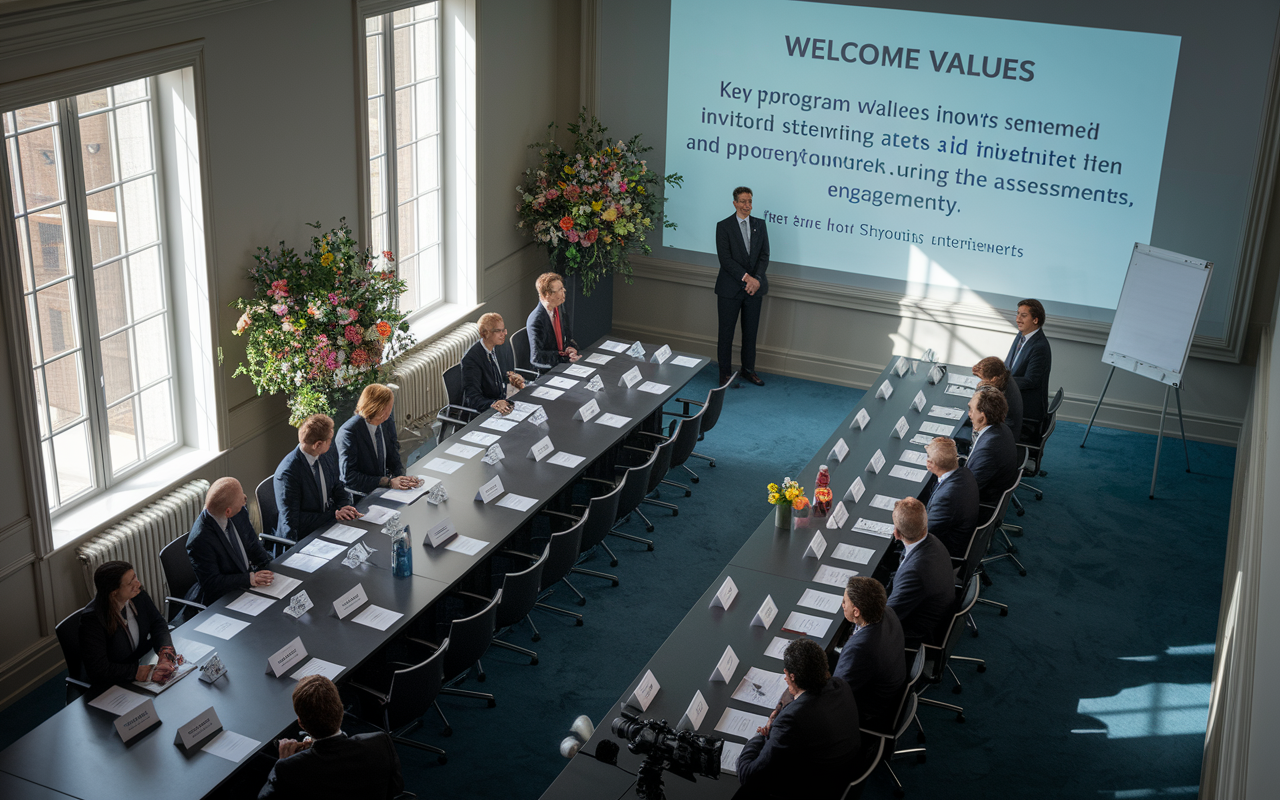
[0,336,708,800]
[540,357,974,800]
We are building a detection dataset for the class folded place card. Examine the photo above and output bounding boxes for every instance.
[527,436,555,461]
[619,366,643,388]
[828,438,849,463]
[891,417,910,439]
[678,691,708,732]
[475,475,504,504]
[752,595,778,629]
[332,585,368,620]
[573,399,600,421]
[710,645,739,683]
[626,669,660,711]
[424,516,458,547]
[266,637,307,677]
[482,443,506,465]
[826,501,849,530]
[851,408,871,430]
[804,531,827,559]
[894,357,910,377]
[710,575,738,610]
[866,449,886,473]
[586,374,605,392]
[844,477,865,503]
[928,365,945,385]
[526,406,549,426]
[626,341,647,359]
[284,590,313,619]
[115,698,161,744]
[650,344,672,364]
[921,348,937,362]
[912,390,927,412]
[174,706,222,750]
[876,380,893,400]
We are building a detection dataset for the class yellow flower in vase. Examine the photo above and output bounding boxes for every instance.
[768,492,780,504]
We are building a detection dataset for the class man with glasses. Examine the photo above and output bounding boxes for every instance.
[527,271,580,371]
[462,312,526,414]
[185,477,274,609]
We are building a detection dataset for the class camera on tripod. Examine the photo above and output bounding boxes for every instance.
[610,711,723,800]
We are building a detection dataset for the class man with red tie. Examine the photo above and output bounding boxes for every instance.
[1005,298,1052,441]
[527,271,580,373]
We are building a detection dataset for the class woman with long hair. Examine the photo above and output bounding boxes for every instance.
[78,560,181,685]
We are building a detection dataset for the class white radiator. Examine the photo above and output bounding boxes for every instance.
[76,479,209,601]
[390,320,478,430]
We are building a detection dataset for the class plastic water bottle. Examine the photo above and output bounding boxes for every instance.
[392,527,413,578]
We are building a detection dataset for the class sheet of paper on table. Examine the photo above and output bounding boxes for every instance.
[530,386,563,400]
[763,637,791,659]
[909,433,934,446]
[132,662,197,694]
[250,574,302,599]
[495,494,538,512]
[898,450,928,466]
[382,477,437,503]
[637,381,670,394]
[869,494,897,511]
[781,610,835,638]
[300,539,346,560]
[321,524,366,544]
[812,565,858,588]
[720,741,744,774]
[225,592,275,617]
[360,505,398,525]
[732,667,788,708]
[599,340,629,352]
[920,421,956,436]
[203,730,262,763]
[445,535,487,556]
[479,417,518,432]
[89,684,150,715]
[854,518,894,538]
[889,464,929,482]
[291,658,344,681]
[797,588,843,614]
[506,403,535,421]
[461,431,501,446]
[172,638,215,664]
[832,543,876,564]
[945,384,975,398]
[929,405,965,420]
[585,352,614,364]
[564,364,596,377]
[281,552,328,573]
[546,376,579,389]
[446,443,484,459]
[595,413,631,428]
[671,355,700,368]
[351,605,403,631]
[194,614,250,640]
[547,451,586,468]
[714,707,771,740]
[422,457,464,475]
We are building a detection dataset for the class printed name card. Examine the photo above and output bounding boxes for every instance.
[175,706,222,750]
[710,575,739,610]
[266,637,308,677]
[867,449,886,474]
[619,366,643,388]
[528,436,555,462]
[912,391,927,412]
[828,437,849,463]
[424,516,458,547]
[115,698,160,743]
[894,356,910,377]
[678,691,709,732]
[333,585,368,620]
[928,365,945,385]
[526,406,549,426]
[573,399,600,421]
[284,590,313,619]
[851,408,871,430]
[826,501,850,530]
[482,443,506,465]
[844,477,865,503]
[586,374,605,392]
[650,344,672,364]
[626,341,647,359]
[876,380,894,400]
[804,531,827,559]
[710,645,739,683]
[475,475,504,504]
[626,669,660,711]
[891,417,910,439]
[752,595,778,629]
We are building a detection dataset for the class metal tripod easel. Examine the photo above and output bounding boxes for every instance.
[1080,365,1191,499]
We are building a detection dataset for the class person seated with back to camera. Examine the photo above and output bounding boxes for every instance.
[884,497,954,649]
[833,576,907,732]
[919,437,981,560]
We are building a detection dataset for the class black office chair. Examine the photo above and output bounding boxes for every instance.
[53,609,91,705]
[410,591,501,736]
[256,477,279,541]
[349,637,450,764]
[509,511,586,622]
[651,402,705,494]
[674,371,734,480]
[980,464,1025,577]
[158,533,207,624]
[436,363,480,445]
[1013,385,1064,507]
[544,479,623,584]
[632,419,681,525]
[585,447,657,551]
[457,547,548,666]
[859,646,927,797]
[505,327,539,383]
[915,574,984,723]
[952,494,1010,628]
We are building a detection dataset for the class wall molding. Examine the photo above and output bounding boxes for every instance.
[0,638,62,713]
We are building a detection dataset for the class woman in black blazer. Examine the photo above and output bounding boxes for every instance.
[78,560,181,685]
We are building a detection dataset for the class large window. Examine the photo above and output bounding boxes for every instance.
[366,1,442,316]
[3,77,177,513]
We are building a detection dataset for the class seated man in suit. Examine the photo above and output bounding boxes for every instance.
[885,497,954,648]
[274,414,361,541]
[1007,297,1052,441]
[461,312,527,414]
[965,386,1020,506]
[833,576,906,732]
[336,383,420,495]
[921,437,981,559]
[186,477,274,608]
[973,356,1023,442]
[737,638,860,800]
[527,271,580,370]
[259,674,404,799]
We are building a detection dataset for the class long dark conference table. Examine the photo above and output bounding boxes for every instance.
[540,357,971,800]
[0,337,709,800]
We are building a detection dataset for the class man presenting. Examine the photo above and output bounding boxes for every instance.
[715,186,769,387]
[1006,298,1052,441]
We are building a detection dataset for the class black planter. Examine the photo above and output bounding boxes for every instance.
[563,268,614,347]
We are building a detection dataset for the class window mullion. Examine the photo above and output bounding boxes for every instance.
[383,11,399,279]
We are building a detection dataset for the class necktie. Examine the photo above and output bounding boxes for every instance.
[375,426,385,474]
[223,521,250,571]
[552,307,564,353]
[1007,334,1025,368]
[489,349,502,386]
[740,217,751,251]
[311,457,326,505]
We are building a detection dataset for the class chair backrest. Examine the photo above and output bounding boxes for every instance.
[1030,386,1064,471]
[645,420,680,493]
[443,590,502,682]
[541,513,586,591]
[697,374,734,435]
[924,575,980,681]
[256,476,278,537]
[667,404,706,469]
[871,645,924,741]
[959,494,1007,585]
[510,327,535,374]
[158,532,197,613]
[614,449,657,522]
[443,363,465,409]
[55,608,87,684]
[385,637,449,731]
[580,480,625,552]
[494,547,548,629]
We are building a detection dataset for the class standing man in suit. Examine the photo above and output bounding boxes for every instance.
[259,675,404,799]
[715,186,769,387]
[336,383,418,495]
[1006,298,1052,441]
[462,312,527,414]
[527,272,579,371]
[921,437,981,559]
[965,386,1019,506]
[885,497,954,648]
[736,638,860,800]
[274,414,361,541]
[833,576,906,732]
[185,477,274,608]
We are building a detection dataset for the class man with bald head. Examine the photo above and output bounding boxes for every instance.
[885,497,954,648]
[185,477,274,609]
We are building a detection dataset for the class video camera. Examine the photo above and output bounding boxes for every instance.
[610,711,722,800]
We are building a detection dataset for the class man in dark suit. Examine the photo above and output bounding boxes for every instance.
[185,477,274,608]
[1006,297,1052,441]
[274,414,361,542]
[885,497,954,648]
[737,638,860,800]
[921,437,981,559]
[965,387,1020,506]
[260,675,403,799]
[833,577,906,732]
[336,383,418,495]
[527,272,579,371]
[462,312,527,414]
[973,356,1023,443]
[715,186,769,387]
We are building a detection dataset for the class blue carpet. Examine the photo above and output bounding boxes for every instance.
[0,365,1233,799]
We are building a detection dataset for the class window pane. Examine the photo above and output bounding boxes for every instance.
[370,213,387,254]
[135,315,169,387]
[370,156,385,216]
[139,381,174,456]
[414,20,437,79]
[17,125,62,210]
[114,79,148,103]
[107,399,139,474]
[420,190,439,247]
[78,112,115,192]
[25,296,40,368]
[366,33,383,97]
[128,246,164,318]
[415,80,437,141]
[368,98,383,157]
[415,2,436,22]
[29,206,70,283]
[52,422,94,501]
[393,8,412,26]
[397,199,417,254]
[398,253,418,311]
[394,87,411,146]
[115,102,152,179]
[6,136,21,213]
[101,329,135,404]
[121,175,157,250]
[41,440,55,508]
[94,260,128,335]
[14,217,33,294]
[86,188,120,264]
[419,243,440,304]
[416,136,438,194]
[15,102,54,133]
[396,144,414,204]
[36,280,76,359]
[76,89,109,113]
[32,368,49,438]
[366,15,381,34]
[45,353,82,432]
[393,26,412,88]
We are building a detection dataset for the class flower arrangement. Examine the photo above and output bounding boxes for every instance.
[515,110,683,295]
[767,478,810,511]
[231,221,415,425]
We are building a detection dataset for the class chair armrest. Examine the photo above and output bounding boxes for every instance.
[662,410,692,419]
[539,510,582,523]
[501,549,539,561]
[454,590,491,604]
[674,397,706,408]
[165,596,206,615]
[858,726,892,740]
[348,681,389,704]
[406,636,441,653]
[66,677,91,690]
[622,445,655,456]
[582,477,617,487]
[435,412,471,429]
[260,534,293,548]
[514,367,538,380]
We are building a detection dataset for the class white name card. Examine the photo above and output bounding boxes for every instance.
[266,636,308,677]
[115,698,160,743]
[679,690,708,732]
[482,443,506,465]
[895,356,910,377]
[912,390,927,412]
[475,475,504,504]
[710,645,739,683]
[626,669,660,711]
[650,344,672,364]
[851,408,871,430]
[586,374,605,392]
[845,477,865,503]
[626,341,647,359]
[828,438,849,463]
[826,501,850,530]
[573,399,600,422]
[175,706,222,750]
[892,417,910,439]
[867,450,886,473]
[333,584,368,620]
[804,531,827,559]
[526,406,549,426]
[528,436,555,462]
[876,380,893,400]
[285,590,313,619]
[424,516,458,547]
[928,365,945,385]
[752,595,778,629]
[619,366,643,388]
[710,576,738,610]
